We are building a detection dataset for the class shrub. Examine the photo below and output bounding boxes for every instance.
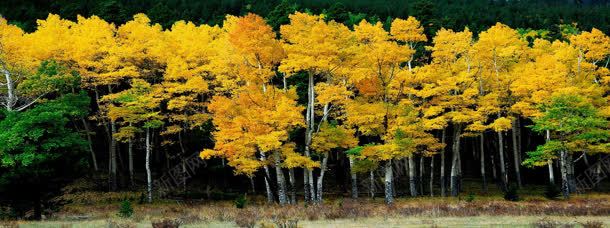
[234,194,247,209]
[503,185,520,202]
[117,200,134,218]
[465,193,475,202]
[543,184,561,200]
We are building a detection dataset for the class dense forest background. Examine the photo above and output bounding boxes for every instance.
[1,0,609,221]
[2,0,610,34]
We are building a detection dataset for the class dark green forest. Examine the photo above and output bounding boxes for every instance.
[2,0,610,35]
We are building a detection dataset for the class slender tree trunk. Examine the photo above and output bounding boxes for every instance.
[81,118,98,171]
[2,68,17,111]
[546,130,555,184]
[288,168,296,204]
[594,154,602,190]
[511,118,522,188]
[440,129,447,197]
[316,154,328,203]
[567,154,576,193]
[303,171,310,203]
[145,128,152,203]
[178,131,187,194]
[497,131,508,190]
[109,121,118,191]
[369,170,375,198]
[260,154,274,203]
[450,125,461,196]
[480,134,487,193]
[304,72,316,202]
[107,86,118,192]
[384,160,394,204]
[429,155,435,196]
[349,157,358,198]
[408,156,418,196]
[273,152,288,205]
[491,152,498,180]
[264,176,273,203]
[249,177,256,194]
[560,150,570,199]
[128,139,134,187]
[457,150,462,192]
[419,155,424,195]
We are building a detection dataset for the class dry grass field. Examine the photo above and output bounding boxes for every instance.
[2,192,609,227]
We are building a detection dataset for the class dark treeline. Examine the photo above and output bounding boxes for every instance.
[2,0,610,34]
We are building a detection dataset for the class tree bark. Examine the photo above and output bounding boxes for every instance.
[567,154,576,193]
[81,118,98,172]
[450,125,461,196]
[178,131,187,194]
[249,177,256,194]
[384,160,394,204]
[128,139,134,187]
[497,131,508,190]
[429,155,435,196]
[546,130,555,184]
[273,152,288,205]
[2,68,17,111]
[440,129,446,197]
[511,118,522,188]
[408,156,418,196]
[349,157,358,199]
[560,149,570,199]
[107,86,118,192]
[303,171,310,203]
[304,72,316,202]
[260,153,274,203]
[109,121,118,191]
[491,153,498,180]
[419,155,424,195]
[480,134,487,193]
[288,168,296,204]
[145,128,152,203]
[264,176,273,203]
[369,170,375,198]
[315,154,328,203]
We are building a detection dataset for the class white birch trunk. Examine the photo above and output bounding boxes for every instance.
[408,156,417,196]
[480,134,487,192]
[497,131,508,190]
[273,152,288,205]
[315,154,328,203]
[384,160,394,204]
[440,129,446,197]
[145,128,152,203]
[511,118,522,188]
[546,130,555,184]
[450,126,461,196]
[349,157,358,198]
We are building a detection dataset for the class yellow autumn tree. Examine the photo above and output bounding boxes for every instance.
[201,14,314,205]
[279,12,356,203]
[472,23,527,189]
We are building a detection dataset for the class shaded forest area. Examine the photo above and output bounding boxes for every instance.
[0,0,609,221]
[2,0,610,33]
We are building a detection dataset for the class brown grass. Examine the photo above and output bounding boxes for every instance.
[46,194,610,226]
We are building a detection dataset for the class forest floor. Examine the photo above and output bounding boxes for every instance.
[2,182,610,227]
[2,193,610,227]
[6,216,610,227]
